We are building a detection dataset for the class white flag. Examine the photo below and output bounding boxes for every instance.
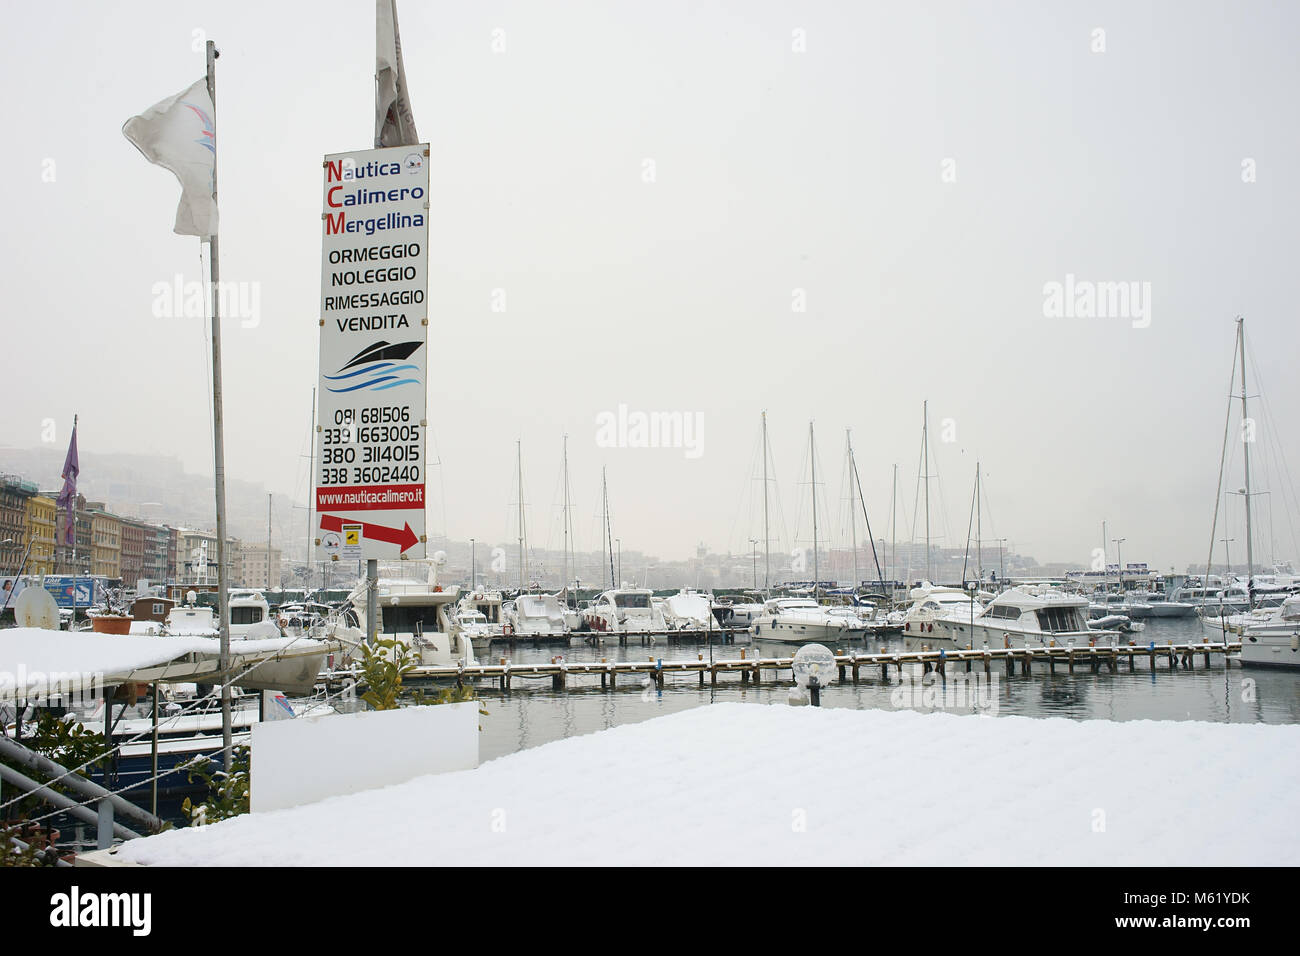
[376,0,420,148]
[123,77,218,238]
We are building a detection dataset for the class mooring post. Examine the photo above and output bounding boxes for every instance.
[698,653,705,686]
[601,657,607,690]
[1167,641,1175,670]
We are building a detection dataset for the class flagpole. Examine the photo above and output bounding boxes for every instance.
[205,39,233,772]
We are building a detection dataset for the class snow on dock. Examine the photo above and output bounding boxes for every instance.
[0,627,327,700]
[108,703,1299,866]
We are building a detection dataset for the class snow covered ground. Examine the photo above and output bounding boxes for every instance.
[111,703,1300,866]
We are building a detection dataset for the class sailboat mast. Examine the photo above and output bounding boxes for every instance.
[1238,317,1255,602]
[889,463,897,588]
[516,440,525,591]
[762,411,770,591]
[847,429,857,593]
[810,422,819,591]
[562,434,570,600]
[976,461,982,582]
[602,467,614,590]
[923,401,931,581]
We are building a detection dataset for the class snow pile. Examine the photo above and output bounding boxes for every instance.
[0,628,218,682]
[111,704,1300,866]
[0,628,325,699]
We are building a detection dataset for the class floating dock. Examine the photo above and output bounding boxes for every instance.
[326,638,1241,693]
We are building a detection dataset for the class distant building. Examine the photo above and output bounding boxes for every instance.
[24,494,57,576]
[87,506,121,579]
[176,528,240,587]
[237,543,281,589]
[0,475,36,573]
[119,517,147,589]
[141,523,171,587]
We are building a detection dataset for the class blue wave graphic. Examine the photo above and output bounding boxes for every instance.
[324,361,396,381]
[325,362,421,393]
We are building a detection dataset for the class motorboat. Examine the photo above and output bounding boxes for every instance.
[228,589,272,638]
[506,592,569,637]
[582,588,667,634]
[912,585,1118,650]
[1237,595,1300,668]
[751,597,856,643]
[315,554,475,667]
[901,582,985,640]
[660,589,716,630]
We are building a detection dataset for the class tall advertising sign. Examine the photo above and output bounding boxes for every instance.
[315,144,430,561]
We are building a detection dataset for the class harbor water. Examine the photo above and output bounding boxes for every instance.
[465,616,1300,763]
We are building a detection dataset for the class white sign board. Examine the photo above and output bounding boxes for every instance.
[250,703,479,813]
[315,144,430,560]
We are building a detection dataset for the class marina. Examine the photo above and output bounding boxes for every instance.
[0,0,1297,909]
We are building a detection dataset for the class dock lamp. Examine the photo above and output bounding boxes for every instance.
[791,643,836,707]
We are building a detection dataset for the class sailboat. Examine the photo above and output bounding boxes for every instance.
[1203,318,1300,667]
[581,468,666,634]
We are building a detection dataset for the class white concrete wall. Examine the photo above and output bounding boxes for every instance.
[250,703,479,812]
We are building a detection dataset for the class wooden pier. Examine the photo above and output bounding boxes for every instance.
[326,638,1242,694]
[482,627,754,648]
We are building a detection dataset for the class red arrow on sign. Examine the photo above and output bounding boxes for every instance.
[319,514,419,553]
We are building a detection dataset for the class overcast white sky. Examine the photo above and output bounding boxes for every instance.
[2,0,1298,571]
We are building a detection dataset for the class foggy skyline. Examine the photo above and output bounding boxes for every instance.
[2,1,1298,574]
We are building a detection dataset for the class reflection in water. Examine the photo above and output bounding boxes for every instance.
[463,616,1300,763]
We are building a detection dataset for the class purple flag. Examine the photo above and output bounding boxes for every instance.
[55,423,78,546]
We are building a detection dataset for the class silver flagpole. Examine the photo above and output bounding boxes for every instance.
[205,39,233,771]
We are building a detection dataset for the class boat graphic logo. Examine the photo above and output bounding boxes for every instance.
[324,340,423,393]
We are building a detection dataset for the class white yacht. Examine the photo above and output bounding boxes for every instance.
[506,592,569,636]
[901,582,985,640]
[660,589,716,630]
[1117,589,1197,619]
[315,555,475,667]
[711,592,766,629]
[1236,595,1300,668]
[751,597,856,643]
[1201,593,1291,636]
[913,585,1116,650]
[228,589,272,638]
[582,588,667,634]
